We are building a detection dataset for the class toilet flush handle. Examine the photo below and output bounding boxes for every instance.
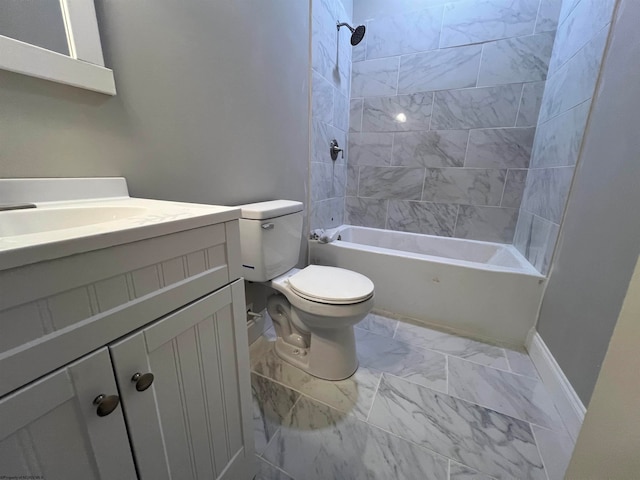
[261,223,275,230]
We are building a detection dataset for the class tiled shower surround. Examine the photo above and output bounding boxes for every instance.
[514,0,618,274]
[309,0,352,230]
[346,0,561,243]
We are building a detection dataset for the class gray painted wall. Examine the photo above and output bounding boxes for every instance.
[514,0,617,274]
[346,0,560,244]
[536,0,640,405]
[0,0,310,211]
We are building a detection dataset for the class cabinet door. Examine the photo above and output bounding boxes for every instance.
[110,280,254,480]
[0,348,137,480]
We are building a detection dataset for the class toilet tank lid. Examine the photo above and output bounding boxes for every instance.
[239,200,303,220]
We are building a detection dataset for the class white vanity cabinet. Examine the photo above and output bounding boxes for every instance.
[0,348,137,479]
[110,281,253,480]
[0,216,255,480]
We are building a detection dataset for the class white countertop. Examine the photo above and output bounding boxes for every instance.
[0,178,241,271]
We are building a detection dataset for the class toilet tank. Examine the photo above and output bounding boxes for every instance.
[237,200,304,282]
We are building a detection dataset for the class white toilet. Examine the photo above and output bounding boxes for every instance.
[238,200,374,380]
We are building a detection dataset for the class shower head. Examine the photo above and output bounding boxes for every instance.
[336,21,366,46]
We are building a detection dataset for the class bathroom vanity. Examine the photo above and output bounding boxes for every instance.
[0,178,255,479]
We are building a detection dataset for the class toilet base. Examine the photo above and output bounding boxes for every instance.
[274,326,359,381]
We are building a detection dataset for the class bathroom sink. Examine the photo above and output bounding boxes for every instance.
[0,177,241,271]
[0,205,150,236]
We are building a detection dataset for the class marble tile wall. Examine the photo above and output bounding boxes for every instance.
[310,0,352,230]
[347,0,561,244]
[514,0,617,274]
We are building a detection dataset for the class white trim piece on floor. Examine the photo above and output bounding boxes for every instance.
[526,329,586,441]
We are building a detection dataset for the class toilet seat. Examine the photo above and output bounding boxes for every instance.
[287,265,374,305]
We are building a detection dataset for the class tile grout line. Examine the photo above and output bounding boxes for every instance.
[365,373,384,423]
[366,374,512,480]
[257,454,297,480]
[256,394,304,469]
[445,354,449,394]
[252,363,377,423]
[475,43,484,88]
[366,318,531,378]
[530,423,552,480]
[533,0,544,35]
[386,370,560,435]
[498,169,509,208]
[514,83,526,127]
[503,348,513,373]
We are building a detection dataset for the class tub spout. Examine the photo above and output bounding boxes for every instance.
[311,228,340,244]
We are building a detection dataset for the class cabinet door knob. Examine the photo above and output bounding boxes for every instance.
[131,372,154,392]
[93,394,120,417]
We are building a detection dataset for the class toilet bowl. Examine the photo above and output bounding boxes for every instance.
[267,266,374,380]
[237,200,375,380]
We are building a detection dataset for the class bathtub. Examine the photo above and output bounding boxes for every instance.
[309,226,546,346]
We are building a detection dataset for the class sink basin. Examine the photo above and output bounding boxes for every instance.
[0,177,242,271]
[0,206,149,236]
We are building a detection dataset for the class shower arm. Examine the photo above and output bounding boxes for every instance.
[336,22,355,33]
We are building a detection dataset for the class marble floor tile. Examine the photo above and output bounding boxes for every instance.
[505,348,539,378]
[252,373,300,454]
[448,356,562,429]
[252,346,382,420]
[355,328,447,392]
[532,425,575,480]
[394,321,509,370]
[355,311,398,337]
[368,374,546,480]
[255,456,294,480]
[262,396,449,480]
[250,335,275,368]
[449,461,495,479]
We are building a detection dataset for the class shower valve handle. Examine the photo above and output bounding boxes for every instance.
[330,139,344,161]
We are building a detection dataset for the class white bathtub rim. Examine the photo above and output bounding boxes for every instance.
[326,238,543,278]
[327,225,542,277]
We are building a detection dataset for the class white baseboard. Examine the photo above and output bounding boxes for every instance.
[526,329,586,441]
